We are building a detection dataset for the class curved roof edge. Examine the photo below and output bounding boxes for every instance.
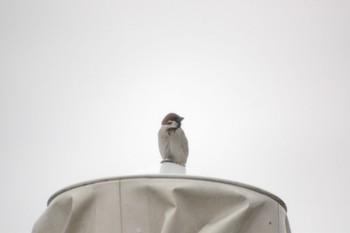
[47,175,287,211]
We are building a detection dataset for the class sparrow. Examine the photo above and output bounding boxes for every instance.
[158,113,189,166]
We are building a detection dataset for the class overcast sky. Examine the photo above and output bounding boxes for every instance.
[1,1,349,233]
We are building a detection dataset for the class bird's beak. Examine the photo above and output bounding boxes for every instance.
[177,116,184,122]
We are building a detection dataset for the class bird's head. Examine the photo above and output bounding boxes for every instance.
[161,113,184,128]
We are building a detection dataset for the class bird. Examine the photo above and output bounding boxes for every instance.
[158,113,189,166]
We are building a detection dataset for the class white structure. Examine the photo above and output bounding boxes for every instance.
[32,163,291,233]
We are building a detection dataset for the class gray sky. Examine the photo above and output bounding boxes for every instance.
[1,1,349,232]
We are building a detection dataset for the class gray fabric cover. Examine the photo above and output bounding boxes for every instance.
[32,176,290,233]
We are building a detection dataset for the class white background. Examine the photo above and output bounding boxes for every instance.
[1,1,349,232]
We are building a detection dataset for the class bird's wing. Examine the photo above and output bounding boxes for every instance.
[173,128,189,164]
[158,127,170,159]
